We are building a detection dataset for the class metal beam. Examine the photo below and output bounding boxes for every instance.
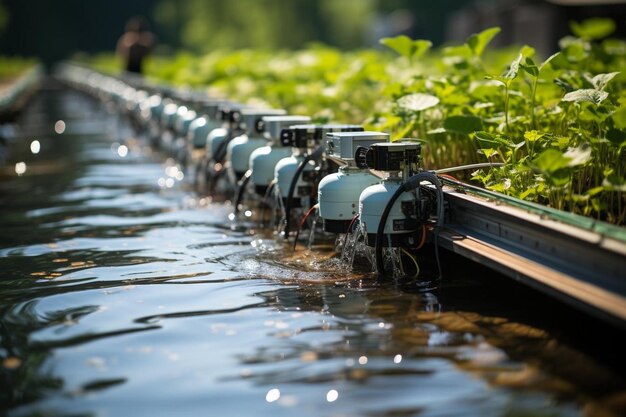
[439,187,626,329]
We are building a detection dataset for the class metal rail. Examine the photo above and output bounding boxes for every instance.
[438,183,626,329]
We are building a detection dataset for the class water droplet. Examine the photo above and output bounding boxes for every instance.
[30,140,41,154]
[15,162,27,176]
[266,388,280,403]
[165,166,179,177]
[54,120,66,134]
[165,178,175,188]
[175,171,184,181]
[117,145,128,157]
[394,354,402,364]
[326,389,339,402]
[358,356,368,365]
[244,210,252,217]
[158,178,166,188]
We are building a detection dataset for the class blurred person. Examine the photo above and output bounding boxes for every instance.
[116,16,156,74]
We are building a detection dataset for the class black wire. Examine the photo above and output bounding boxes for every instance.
[283,145,325,238]
[375,171,444,280]
[260,181,276,228]
[374,185,406,277]
[233,169,252,217]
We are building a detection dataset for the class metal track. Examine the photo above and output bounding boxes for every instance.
[438,184,626,329]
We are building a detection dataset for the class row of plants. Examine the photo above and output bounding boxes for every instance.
[0,56,41,115]
[87,19,625,225]
[0,56,39,82]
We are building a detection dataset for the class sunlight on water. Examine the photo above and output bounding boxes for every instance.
[0,89,624,417]
[14,161,27,175]
[30,140,41,154]
[54,119,66,134]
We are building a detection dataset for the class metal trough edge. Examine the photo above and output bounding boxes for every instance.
[439,187,626,329]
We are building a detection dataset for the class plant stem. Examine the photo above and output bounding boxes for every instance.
[530,77,537,130]
[504,83,510,133]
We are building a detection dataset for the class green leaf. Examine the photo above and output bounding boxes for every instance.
[524,130,545,142]
[539,52,561,71]
[554,78,575,93]
[563,145,592,167]
[504,53,523,80]
[443,115,483,135]
[591,72,620,90]
[467,27,501,57]
[484,75,508,86]
[602,175,626,192]
[562,89,609,106]
[570,18,616,40]
[519,187,537,200]
[521,57,539,78]
[612,105,626,130]
[606,128,626,146]
[479,148,499,159]
[532,148,571,174]
[396,93,439,112]
[380,36,432,61]
[586,186,605,197]
[474,131,500,148]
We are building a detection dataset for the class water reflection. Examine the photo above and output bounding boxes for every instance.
[0,89,625,417]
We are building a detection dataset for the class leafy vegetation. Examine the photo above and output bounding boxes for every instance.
[86,18,625,225]
[0,56,38,80]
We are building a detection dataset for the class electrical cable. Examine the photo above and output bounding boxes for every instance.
[400,248,420,278]
[283,145,325,237]
[346,213,360,234]
[233,169,252,217]
[260,180,277,228]
[434,162,503,174]
[293,204,319,250]
[375,171,443,280]
[416,224,427,250]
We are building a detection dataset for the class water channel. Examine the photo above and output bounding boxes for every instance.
[1,86,625,417]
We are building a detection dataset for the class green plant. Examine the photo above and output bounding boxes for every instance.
[81,18,626,225]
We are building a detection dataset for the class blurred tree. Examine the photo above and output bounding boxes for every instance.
[153,0,379,51]
[155,0,322,51]
[0,0,8,34]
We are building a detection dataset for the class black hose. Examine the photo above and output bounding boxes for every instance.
[260,181,276,228]
[283,145,325,238]
[375,171,443,279]
[205,130,238,194]
[233,169,252,217]
[213,128,242,163]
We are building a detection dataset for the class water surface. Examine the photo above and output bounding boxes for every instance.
[1,88,625,417]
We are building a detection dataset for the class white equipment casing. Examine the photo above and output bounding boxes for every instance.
[188,117,214,149]
[227,134,266,177]
[176,109,197,138]
[206,127,228,160]
[161,102,178,129]
[275,155,317,199]
[359,180,417,236]
[318,168,379,222]
[249,115,311,189]
[250,146,292,188]
[326,131,389,163]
